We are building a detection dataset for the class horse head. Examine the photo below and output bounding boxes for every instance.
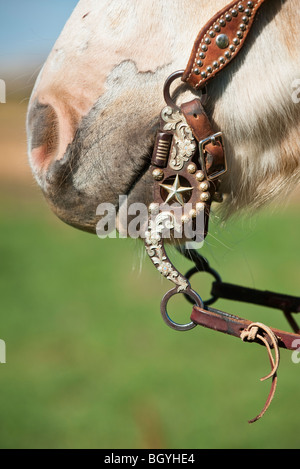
[26,0,300,425]
[27,0,300,234]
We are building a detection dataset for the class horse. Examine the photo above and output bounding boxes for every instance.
[25,0,300,425]
[26,0,300,235]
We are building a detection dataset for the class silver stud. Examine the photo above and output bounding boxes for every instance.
[242,15,249,23]
[181,215,190,224]
[199,52,206,59]
[248,1,254,8]
[205,37,211,44]
[231,9,238,17]
[196,202,205,213]
[195,171,205,182]
[187,163,197,174]
[229,45,235,52]
[225,14,232,21]
[213,60,219,69]
[200,192,211,202]
[152,169,164,181]
[238,4,244,11]
[209,30,216,38]
[219,19,226,27]
[194,68,200,75]
[200,181,210,192]
[219,56,225,64]
[207,66,212,73]
[201,71,207,78]
[245,8,252,16]
[233,38,240,45]
[214,24,221,32]
[196,60,203,67]
[149,203,159,215]
[216,33,230,49]
[201,44,208,51]
[240,23,246,31]
[189,209,197,219]
[225,51,231,59]
[237,31,244,38]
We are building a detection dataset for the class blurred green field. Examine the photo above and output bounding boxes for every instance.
[0,188,300,449]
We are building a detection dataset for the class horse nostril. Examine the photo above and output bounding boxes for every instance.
[27,100,59,171]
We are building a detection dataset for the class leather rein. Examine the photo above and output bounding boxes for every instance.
[143,0,300,423]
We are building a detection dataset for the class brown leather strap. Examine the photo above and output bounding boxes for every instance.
[180,100,227,180]
[191,306,300,351]
[241,322,279,423]
[211,281,300,334]
[211,282,300,315]
[182,0,267,89]
[249,370,277,424]
[180,100,214,141]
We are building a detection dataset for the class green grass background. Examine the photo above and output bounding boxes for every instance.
[0,188,299,449]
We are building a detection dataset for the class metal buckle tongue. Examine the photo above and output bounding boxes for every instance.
[199,132,227,181]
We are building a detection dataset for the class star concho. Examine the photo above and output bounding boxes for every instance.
[159,174,193,206]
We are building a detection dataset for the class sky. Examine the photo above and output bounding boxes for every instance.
[0,0,79,74]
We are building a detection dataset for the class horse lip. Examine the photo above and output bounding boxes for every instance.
[43,140,153,202]
[38,138,153,234]
[30,84,158,233]
[116,151,153,213]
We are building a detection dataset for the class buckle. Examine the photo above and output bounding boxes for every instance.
[198,132,227,180]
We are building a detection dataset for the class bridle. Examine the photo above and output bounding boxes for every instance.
[143,0,300,423]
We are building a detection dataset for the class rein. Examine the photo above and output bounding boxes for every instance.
[143,0,300,423]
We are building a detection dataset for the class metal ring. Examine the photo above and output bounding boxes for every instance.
[163,70,185,111]
[184,267,222,306]
[163,70,208,111]
[160,287,204,331]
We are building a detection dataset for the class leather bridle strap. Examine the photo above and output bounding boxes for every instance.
[211,282,300,334]
[191,306,300,351]
[180,0,300,355]
[145,0,291,423]
[182,0,267,89]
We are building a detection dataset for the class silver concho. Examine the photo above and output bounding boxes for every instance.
[144,212,189,292]
[161,106,196,171]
